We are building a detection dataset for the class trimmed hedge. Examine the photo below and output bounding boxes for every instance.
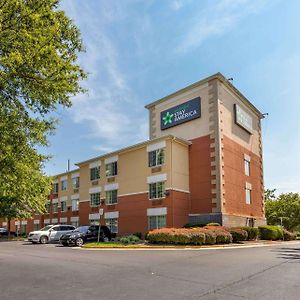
[240,227,259,240]
[147,227,233,245]
[258,225,283,240]
[229,228,248,242]
[148,228,206,245]
[183,222,206,228]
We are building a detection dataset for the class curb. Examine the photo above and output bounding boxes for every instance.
[75,240,300,251]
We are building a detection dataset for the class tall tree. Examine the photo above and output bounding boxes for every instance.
[265,191,300,230]
[0,0,87,222]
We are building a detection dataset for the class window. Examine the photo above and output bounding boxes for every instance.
[45,202,51,213]
[34,224,40,231]
[71,221,79,228]
[72,177,80,189]
[148,215,166,230]
[106,162,117,177]
[61,180,67,191]
[90,166,100,181]
[244,159,250,176]
[106,218,118,233]
[71,198,79,211]
[90,219,99,225]
[106,190,118,205]
[245,188,251,204]
[53,183,59,193]
[149,182,165,199]
[60,201,67,212]
[148,149,165,167]
[90,192,100,206]
[53,203,58,213]
[20,225,27,235]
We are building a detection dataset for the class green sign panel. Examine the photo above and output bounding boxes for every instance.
[160,97,201,130]
[234,104,253,134]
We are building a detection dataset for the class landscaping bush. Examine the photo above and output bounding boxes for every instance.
[240,227,259,240]
[283,229,297,241]
[202,230,216,245]
[229,228,248,242]
[147,228,207,245]
[258,225,283,240]
[120,235,141,244]
[206,223,221,226]
[133,232,143,239]
[183,222,206,228]
[203,226,232,244]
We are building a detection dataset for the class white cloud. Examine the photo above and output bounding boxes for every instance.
[60,0,149,154]
[175,0,268,54]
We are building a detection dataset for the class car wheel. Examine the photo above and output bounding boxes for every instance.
[103,236,109,242]
[75,238,84,247]
[40,236,48,244]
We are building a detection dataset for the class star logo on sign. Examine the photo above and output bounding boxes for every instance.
[163,111,174,125]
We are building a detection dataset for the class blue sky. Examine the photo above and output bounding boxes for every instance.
[45,0,300,194]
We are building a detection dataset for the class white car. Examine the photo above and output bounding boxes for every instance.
[28,224,76,244]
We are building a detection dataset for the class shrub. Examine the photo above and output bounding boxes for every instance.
[230,228,248,242]
[120,235,141,244]
[206,223,221,226]
[203,226,232,244]
[203,230,216,245]
[133,232,143,239]
[283,229,297,241]
[258,225,283,240]
[240,227,259,240]
[183,222,206,228]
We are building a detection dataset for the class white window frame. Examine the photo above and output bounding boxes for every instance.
[244,159,250,176]
[245,188,251,204]
[52,202,58,213]
[72,176,80,189]
[149,181,165,200]
[71,198,79,211]
[90,192,101,207]
[90,166,100,181]
[148,148,165,167]
[105,218,118,233]
[106,190,118,205]
[106,161,118,177]
[61,179,68,191]
[60,201,67,212]
[148,215,166,230]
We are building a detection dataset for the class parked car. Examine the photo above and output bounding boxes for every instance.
[28,224,76,244]
[60,225,111,247]
[0,227,8,237]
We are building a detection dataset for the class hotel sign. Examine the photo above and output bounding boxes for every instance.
[160,97,201,130]
[234,104,253,134]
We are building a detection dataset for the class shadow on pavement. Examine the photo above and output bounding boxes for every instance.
[272,247,300,261]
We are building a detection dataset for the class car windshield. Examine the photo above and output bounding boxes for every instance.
[73,226,89,233]
[40,225,52,231]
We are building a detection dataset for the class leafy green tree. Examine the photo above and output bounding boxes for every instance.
[265,191,300,230]
[0,0,87,226]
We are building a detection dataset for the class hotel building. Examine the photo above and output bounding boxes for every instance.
[2,73,266,235]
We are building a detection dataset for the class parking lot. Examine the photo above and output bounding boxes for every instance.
[0,241,300,300]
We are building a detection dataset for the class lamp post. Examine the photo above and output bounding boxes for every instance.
[97,208,104,243]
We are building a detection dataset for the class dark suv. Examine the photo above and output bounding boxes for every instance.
[60,225,111,247]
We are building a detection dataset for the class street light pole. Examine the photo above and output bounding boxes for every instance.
[97,208,104,243]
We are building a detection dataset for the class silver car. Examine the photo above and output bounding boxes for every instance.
[28,224,75,244]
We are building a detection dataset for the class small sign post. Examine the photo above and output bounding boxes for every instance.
[97,208,104,243]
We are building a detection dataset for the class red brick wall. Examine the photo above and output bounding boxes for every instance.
[189,135,214,214]
[222,135,264,218]
[79,190,190,236]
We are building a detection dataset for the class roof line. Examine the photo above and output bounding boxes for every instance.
[145,72,263,117]
[75,134,191,166]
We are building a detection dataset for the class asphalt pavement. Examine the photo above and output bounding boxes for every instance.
[0,240,300,300]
